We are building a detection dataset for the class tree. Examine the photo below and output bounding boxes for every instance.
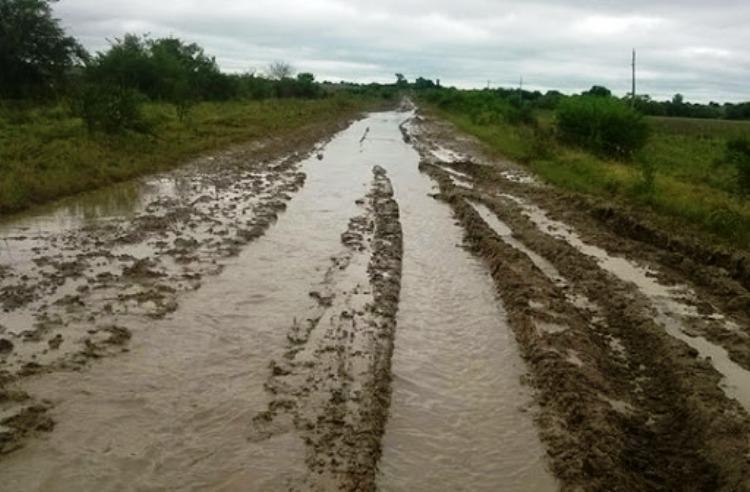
[85,34,234,103]
[414,77,436,90]
[267,61,294,80]
[584,85,612,98]
[395,73,408,87]
[0,0,87,98]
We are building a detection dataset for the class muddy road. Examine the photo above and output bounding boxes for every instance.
[1,103,750,491]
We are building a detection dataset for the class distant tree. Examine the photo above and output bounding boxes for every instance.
[583,85,612,98]
[672,93,684,105]
[395,73,408,88]
[0,0,88,98]
[294,72,320,98]
[267,61,294,80]
[413,77,436,90]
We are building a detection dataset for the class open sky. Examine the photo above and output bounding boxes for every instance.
[54,0,750,103]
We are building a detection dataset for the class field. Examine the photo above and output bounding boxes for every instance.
[0,97,370,214]
[431,107,750,249]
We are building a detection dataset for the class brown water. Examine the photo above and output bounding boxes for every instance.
[1,112,553,490]
[376,119,555,491]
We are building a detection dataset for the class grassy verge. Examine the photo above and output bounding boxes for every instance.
[0,96,371,214]
[429,107,750,250]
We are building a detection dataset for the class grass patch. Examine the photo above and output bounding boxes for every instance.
[431,107,750,250]
[0,96,370,214]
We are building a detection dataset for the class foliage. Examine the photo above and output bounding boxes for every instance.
[0,0,87,98]
[426,101,750,248]
[71,83,149,134]
[724,137,750,195]
[583,85,612,98]
[85,34,233,103]
[556,96,651,158]
[0,97,370,213]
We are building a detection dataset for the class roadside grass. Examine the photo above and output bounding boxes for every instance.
[0,96,370,214]
[432,108,750,250]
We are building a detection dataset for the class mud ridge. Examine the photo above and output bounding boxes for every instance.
[247,166,402,491]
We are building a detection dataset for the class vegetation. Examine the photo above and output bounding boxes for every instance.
[556,96,650,158]
[0,97,368,213]
[416,85,750,248]
[0,0,87,99]
[0,0,387,214]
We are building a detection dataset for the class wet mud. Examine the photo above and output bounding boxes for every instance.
[0,116,354,455]
[4,102,748,492]
[248,166,402,491]
[408,111,750,491]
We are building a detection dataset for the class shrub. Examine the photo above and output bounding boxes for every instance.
[724,137,750,195]
[72,84,150,134]
[556,96,650,158]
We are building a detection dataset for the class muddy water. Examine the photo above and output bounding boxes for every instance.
[1,118,373,490]
[376,118,555,491]
[498,193,750,412]
[1,112,552,490]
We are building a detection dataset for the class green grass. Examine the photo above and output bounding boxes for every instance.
[432,108,750,250]
[0,96,370,214]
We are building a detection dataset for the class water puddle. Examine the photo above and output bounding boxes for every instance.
[470,201,566,288]
[497,193,750,411]
[430,145,465,163]
[377,123,555,490]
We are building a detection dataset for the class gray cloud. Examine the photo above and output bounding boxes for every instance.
[54,0,750,102]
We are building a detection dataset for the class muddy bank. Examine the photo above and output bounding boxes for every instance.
[407,114,750,491]
[247,166,402,490]
[0,114,358,455]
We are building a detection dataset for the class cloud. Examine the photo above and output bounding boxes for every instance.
[53,0,750,102]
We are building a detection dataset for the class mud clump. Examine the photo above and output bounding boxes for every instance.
[0,403,54,455]
[0,338,13,354]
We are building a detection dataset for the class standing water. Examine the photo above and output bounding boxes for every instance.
[1,111,553,490]
[375,115,555,491]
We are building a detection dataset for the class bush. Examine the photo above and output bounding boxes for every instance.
[556,96,650,158]
[72,84,150,134]
[724,137,750,195]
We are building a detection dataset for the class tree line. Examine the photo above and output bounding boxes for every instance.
[0,0,326,132]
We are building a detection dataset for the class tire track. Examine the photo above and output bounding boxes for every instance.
[248,166,402,491]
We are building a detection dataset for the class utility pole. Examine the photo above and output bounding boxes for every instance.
[631,49,637,108]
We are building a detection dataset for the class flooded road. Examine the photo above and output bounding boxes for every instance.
[4,105,750,490]
[1,110,555,490]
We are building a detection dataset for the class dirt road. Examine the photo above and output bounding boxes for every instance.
[1,103,749,491]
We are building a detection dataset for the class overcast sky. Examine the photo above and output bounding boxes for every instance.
[54,0,750,103]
